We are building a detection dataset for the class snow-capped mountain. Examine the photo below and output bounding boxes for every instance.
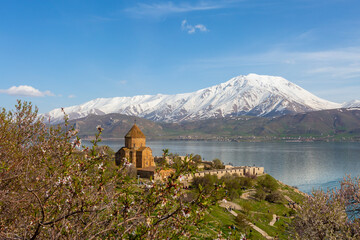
[342,100,360,108]
[44,74,342,123]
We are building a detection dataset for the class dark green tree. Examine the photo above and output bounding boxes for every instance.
[212,158,225,169]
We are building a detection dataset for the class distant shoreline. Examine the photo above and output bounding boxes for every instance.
[82,136,360,143]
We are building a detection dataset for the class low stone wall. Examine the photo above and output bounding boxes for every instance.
[137,167,175,181]
[180,166,264,187]
[137,168,155,179]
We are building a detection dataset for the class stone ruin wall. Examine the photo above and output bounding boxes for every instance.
[180,166,264,187]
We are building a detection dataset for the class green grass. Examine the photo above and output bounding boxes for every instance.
[196,175,305,239]
[193,204,269,239]
[196,205,236,238]
[231,198,294,239]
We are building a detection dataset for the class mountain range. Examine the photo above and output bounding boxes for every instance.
[67,108,360,140]
[45,74,358,124]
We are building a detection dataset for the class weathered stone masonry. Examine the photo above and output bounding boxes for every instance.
[115,124,155,169]
[180,166,265,187]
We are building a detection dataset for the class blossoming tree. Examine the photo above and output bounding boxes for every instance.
[0,101,217,239]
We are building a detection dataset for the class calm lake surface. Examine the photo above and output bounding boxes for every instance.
[93,140,360,193]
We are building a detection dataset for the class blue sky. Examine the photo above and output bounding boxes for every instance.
[1,0,360,113]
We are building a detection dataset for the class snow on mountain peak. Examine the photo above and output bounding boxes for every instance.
[342,100,360,108]
[44,74,342,123]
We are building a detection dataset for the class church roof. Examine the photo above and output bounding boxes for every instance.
[137,146,151,151]
[125,124,146,138]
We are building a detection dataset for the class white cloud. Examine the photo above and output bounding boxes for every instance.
[187,47,360,79]
[68,94,76,99]
[119,80,127,85]
[313,85,360,103]
[0,85,54,97]
[125,1,225,17]
[181,20,208,34]
[195,24,207,32]
[177,46,360,102]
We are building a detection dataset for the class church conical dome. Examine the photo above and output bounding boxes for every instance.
[125,124,145,138]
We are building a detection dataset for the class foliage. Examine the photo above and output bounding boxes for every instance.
[265,191,285,204]
[291,176,360,239]
[235,213,250,232]
[254,188,266,201]
[257,174,279,192]
[239,176,255,189]
[220,174,243,200]
[192,154,202,163]
[154,157,165,167]
[212,158,225,169]
[193,173,257,201]
[192,174,219,193]
[0,101,218,239]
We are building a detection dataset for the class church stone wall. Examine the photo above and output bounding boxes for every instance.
[125,137,146,149]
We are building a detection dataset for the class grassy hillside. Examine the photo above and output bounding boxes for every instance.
[186,174,305,239]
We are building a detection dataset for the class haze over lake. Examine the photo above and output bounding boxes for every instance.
[93,140,360,193]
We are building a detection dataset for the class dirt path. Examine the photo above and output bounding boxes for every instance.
[283,195,293,202]
[241,189,256,200]
[219,199,273,240]
[219,199,242,211]
[283,195,301,210]
[248,222,273,240]
[269,214,277,226]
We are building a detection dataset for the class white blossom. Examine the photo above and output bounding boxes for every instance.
[98,162,104,170]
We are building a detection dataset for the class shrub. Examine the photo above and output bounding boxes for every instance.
[291,176,360,239]
[0,101,219,239]
[227,188,241,200]
[212,158,225,169]
[265,191,285,203]
[239,176,254,188]
[258,174,279,192]
[241,201,252,215]
[219,174,244,200]
[235,213,250,232]
[192,154,202,163]
[288,208,296,217]
[192,174,219,192]
[254,188,266,201]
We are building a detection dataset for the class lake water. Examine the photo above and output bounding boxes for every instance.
[92,140,360,193]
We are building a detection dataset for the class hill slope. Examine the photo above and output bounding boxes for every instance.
[162,108,360,138]
[68,113,164,139]
[69,109,360,140]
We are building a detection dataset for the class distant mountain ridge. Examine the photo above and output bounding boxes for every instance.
[69,109,360,140]
[45,74,349,123]
[342,100,360,108]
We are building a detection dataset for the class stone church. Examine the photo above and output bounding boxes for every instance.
[115,124,155,169]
